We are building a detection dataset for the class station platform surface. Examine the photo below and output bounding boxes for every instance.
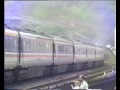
[90,79,116,90]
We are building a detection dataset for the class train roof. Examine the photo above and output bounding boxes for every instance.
[19,31,52,40]
[50,35,72,43]
[5,28,18,34]
[72,40,94,46]
[73,40,85,44]
[77,41,104,49]
[5,27,52,40]
[73,40,104,49]
[4,25,105,49]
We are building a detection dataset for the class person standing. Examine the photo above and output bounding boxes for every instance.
[71,80,80,89]
[71,75,89,89]
[78,75,89,89]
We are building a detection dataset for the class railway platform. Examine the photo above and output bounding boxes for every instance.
[57,74,116,90]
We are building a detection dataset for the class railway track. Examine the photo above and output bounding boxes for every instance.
[5,64,115,90]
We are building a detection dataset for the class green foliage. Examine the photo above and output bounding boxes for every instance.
[104,48,116,65]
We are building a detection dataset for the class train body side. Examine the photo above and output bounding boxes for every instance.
[5,28,54,70]
[73,41,87,63]
[5,29,19,70]
[86,45,96,61]
[5,28,105,70]
[95,47,104,61]
[19,31,53,67]
[52,36,74,65]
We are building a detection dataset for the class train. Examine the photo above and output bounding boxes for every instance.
[4,26,105,84]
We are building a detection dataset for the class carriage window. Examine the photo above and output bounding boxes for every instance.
[46,44,49,52]
[22,38,52,53]
[96,50,101,55]
[65,47,68,54]
[36,41,46,53]
[99,51,101,55]
[24,39,31,53]
[80,49,83,54]
[82,49,86,55]
[96,51,99,55]
[41,43,46,53]
[5,35,17,52]
[30,40,35,52]
[46,43,52,53]
[36,41,40,53]
[58,45,65,54]
[68,46,73,54]
[32,40,36,53]
[65,46,72,54]
[97,51,99,55]
[77,48,85,55]
[5,36,9,52]
[58,45,73,54]
[87,49,94,55]
[77,48,80,54]
[76,48,81,55]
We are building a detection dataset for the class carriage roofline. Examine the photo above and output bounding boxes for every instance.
[5,28,52,40]
[50,35,72,43]
[5,28,105,49]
